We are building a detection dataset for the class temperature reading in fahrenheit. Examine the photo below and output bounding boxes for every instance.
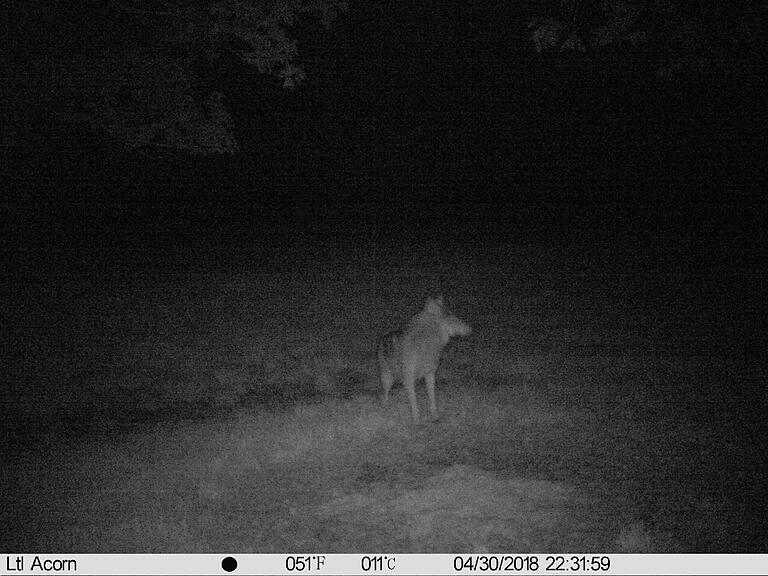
[285,555,326,571]
[361,555,396,572]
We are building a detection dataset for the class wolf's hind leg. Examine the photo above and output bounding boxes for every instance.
[381,371,394,405]
[425,372,439,421]
[403,368,420,423]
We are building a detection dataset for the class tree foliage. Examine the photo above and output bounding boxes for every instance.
[5,0,347,157]
[528,0,763,76]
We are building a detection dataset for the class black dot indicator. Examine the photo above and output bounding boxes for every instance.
[221,556,238,572]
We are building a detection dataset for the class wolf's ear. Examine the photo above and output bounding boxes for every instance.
[425,295,444,312]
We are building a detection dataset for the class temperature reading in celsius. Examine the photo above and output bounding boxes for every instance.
[361,555,396,572]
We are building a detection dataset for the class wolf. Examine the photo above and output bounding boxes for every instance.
[377,296,471,423]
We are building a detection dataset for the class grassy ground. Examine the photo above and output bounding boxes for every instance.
[2,261,765,552]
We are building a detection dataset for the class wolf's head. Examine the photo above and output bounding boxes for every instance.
[425,296,472,338]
